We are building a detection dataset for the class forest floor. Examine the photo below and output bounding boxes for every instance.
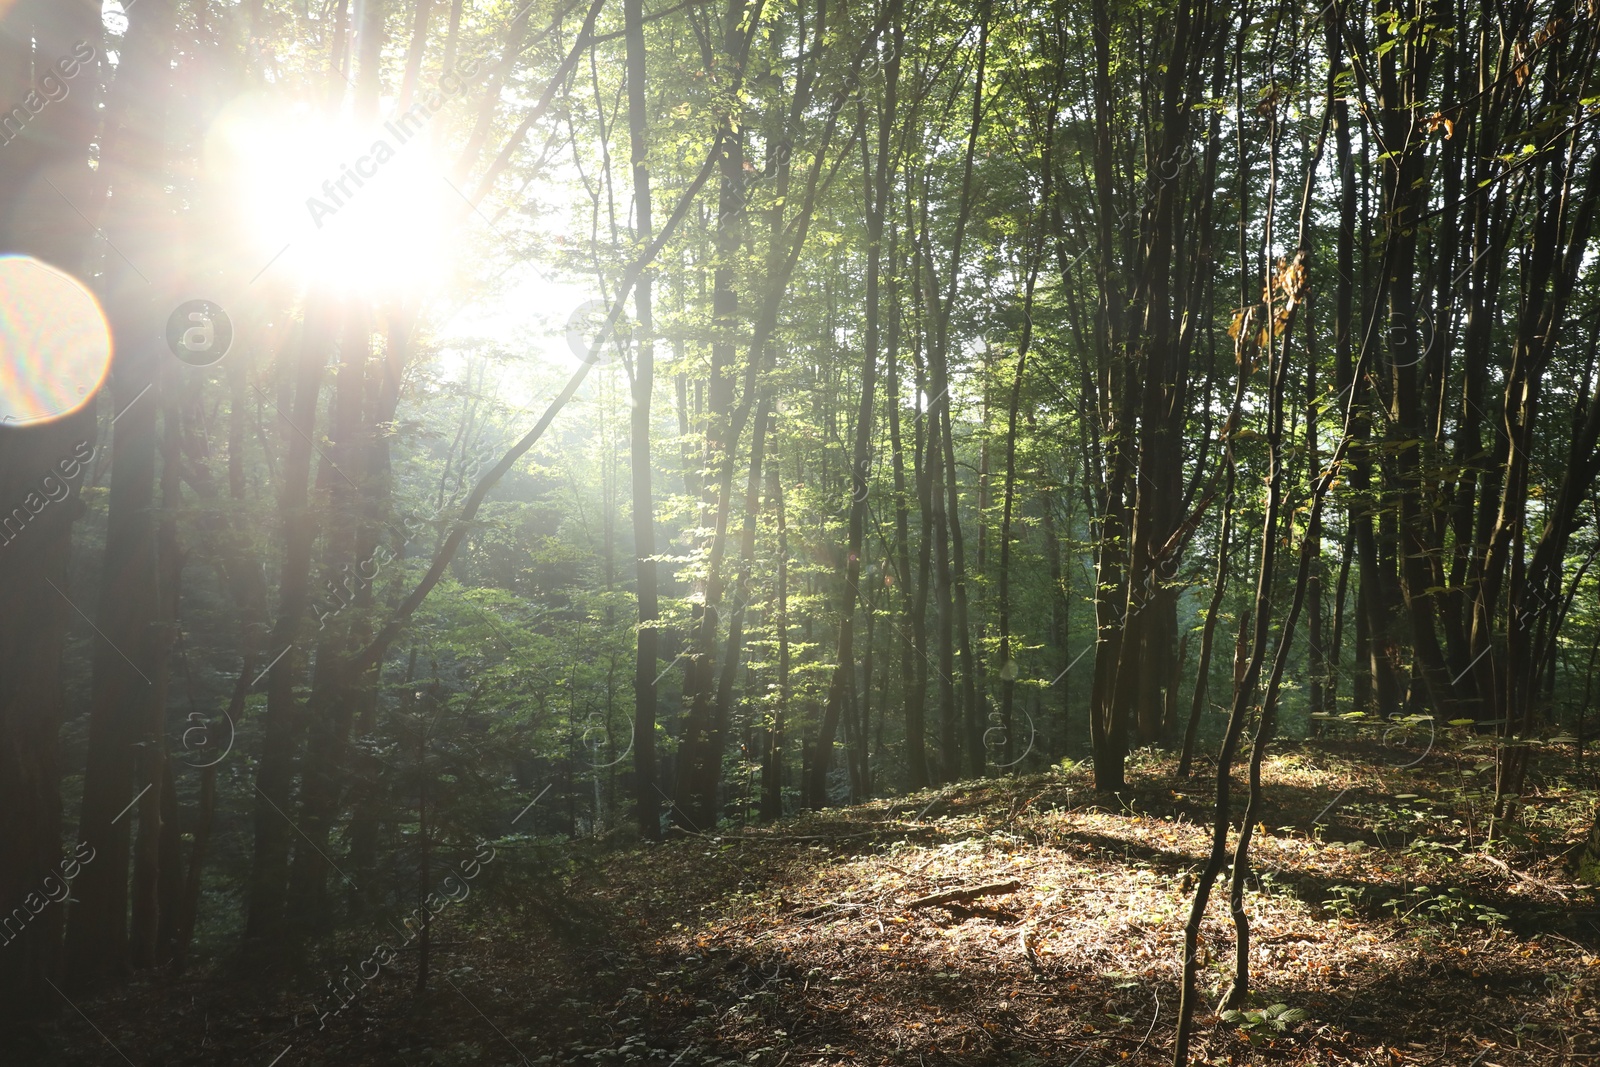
[43,736,1600,1066]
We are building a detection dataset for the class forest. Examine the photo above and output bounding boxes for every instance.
[2,0,1600,1063]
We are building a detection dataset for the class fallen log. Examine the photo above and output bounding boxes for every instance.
[906,879,1022,909]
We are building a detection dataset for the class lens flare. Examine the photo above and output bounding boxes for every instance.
[0,256,112,424]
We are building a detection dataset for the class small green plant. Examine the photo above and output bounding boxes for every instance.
[1409,886,1508,930]
[1322,883,1364,919]
[1474,902,1510,928]
[1219,1003,1311,1045]
[1366,882,1510,933]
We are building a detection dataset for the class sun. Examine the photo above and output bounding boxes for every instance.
[207,94,463,299]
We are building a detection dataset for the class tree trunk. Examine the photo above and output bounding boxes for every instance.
[245,303,334,948]
[0,0,104,1021]
[760,462,789,820]
[625,0,662,841]
[809,32,900,803]
[66,0,177,987]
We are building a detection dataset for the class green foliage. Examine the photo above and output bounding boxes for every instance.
[1219,1002,1312,1045]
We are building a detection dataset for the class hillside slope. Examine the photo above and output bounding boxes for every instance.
[46,742,1600,1066]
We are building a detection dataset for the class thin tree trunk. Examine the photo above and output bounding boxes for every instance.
[288,0,382,902]
[761,463,789,820]
[624,0,661,841]
[672,0,761,829]
[809,31,900,803]
[1177,494,1233,779]
[997,256,1042,772]
[245,302,334,948]
[66,0,177,986]
[935,6,990,782]
[886,215,928,789]
[0,0,103,1018]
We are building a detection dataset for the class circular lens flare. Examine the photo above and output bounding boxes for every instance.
[0,256,112,425]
